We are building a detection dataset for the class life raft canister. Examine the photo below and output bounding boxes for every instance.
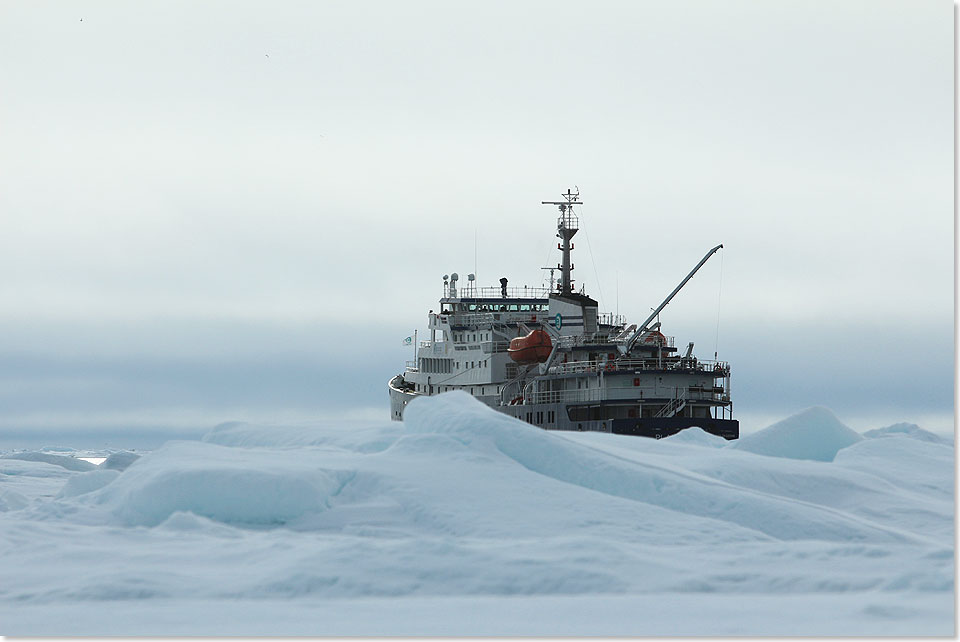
[507,329,553,364]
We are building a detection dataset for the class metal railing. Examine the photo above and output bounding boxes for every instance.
[418,340,447,355]
[655,390,687,418]
[625,335,676,348]
[598,313,626,327]
[445,311,551,327]
[551,333,677,347]
[524,388,607,405]
[445,312,496,327]
[552,358,729,376]
[478,286,551,299]
[481,341,511,354]
[523,385,729,406]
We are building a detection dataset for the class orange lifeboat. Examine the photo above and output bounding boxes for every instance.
[507,329,552,363]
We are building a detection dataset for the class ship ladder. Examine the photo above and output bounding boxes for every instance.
[655,390,687,418]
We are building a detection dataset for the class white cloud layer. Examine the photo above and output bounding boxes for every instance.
[0,0,952,429]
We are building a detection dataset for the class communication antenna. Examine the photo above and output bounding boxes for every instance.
[541,187,581,295]
[540,266,556,292]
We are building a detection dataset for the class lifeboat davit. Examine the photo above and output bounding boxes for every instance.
[507,329,552,364]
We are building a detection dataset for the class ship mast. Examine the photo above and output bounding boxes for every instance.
[541,188,581,295]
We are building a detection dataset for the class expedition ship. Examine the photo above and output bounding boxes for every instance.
[388,189,739,439]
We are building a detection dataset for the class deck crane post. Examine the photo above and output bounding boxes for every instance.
[618,244,723,356]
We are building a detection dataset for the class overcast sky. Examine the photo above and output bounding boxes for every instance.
[0,0,953,437]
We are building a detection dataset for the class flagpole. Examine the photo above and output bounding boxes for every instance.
[413,329,417,366]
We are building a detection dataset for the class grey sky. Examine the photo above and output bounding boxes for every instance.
[0,0,953,436]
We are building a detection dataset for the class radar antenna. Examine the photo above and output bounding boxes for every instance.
[540,266,556,292]
[541,188,581,295]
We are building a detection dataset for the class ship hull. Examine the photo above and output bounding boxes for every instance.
[388,374,415,421]
[388,376,738,440]
[609,417,739,440]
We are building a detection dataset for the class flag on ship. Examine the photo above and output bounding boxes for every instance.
[402,336,412,346]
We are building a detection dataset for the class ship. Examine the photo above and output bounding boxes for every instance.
[388,188,739,440]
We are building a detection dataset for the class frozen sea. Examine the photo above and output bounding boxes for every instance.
[0,392,953,636]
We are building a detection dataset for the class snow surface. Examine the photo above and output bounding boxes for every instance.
[0,392,953,635]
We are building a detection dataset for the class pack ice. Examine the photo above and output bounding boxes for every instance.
[0,392,953,635]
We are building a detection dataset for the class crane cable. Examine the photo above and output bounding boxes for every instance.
[714,248,724,361]
[575,202,605,309]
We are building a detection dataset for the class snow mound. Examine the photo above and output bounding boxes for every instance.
[100,451,141,471]
[91,441,354,527]
[834,436,953,499]
[863,423,943,443]
[156,511,245,538]
[403,393,910,543]
[57,469,121,498]
[0,458,73,478]
[731,407,862,461]
[1,451,98,472]
[203,421,400,453]
[0,488,29,511]
[662,426,728,447]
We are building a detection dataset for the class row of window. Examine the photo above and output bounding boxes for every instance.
[455,359,487,370]
[453,332,490,343]
[414,383,501,396]
[418,358,452,373]
[565,405,709,420]
[443,304,545,312]
[525,410,556,426]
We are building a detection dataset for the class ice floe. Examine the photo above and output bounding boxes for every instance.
[0,392,952,635]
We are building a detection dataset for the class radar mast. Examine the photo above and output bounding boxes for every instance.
[541,188,581,295]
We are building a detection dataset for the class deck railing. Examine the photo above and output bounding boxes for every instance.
[481,341,511,354]
[552,358,729,376]
[523,385,729,406]
[477,286,551,299]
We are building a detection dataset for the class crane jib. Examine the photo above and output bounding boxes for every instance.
[620,244,724,356]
